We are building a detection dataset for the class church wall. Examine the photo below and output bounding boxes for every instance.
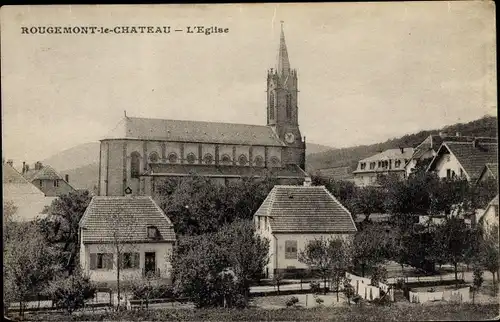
[234,146,250,166]
[267,147,282,168]
[107,140,126,196]
[202,144,216,164]
[219,145,234,163]
[146,141,162,162]
[99,142,108,196]
[165,142,182,163]
[183,143,200,164]
[252,146,266,167]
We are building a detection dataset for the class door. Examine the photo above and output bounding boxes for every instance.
[144,252,156,276]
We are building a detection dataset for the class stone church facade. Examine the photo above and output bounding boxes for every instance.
[98,25,307,197]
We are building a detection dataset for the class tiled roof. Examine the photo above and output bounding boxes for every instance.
[23,165,65,181]
[3,163,32,184]
[79,196,176,243]
[430,135,497,151]
[486,163,498,179]
[104,116,286,147]
[440,142,498,180]
[148,163,307,179]
[316,166,353,180]
[358,148,414,163]
[254,185,357,233]
[490,194,499,206]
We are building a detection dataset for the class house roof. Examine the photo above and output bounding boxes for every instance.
[358,148,414,163]
[103,116,286,147]
[79,196,176,243]
[427,142,498,180]
[23,165,64,181]
[3,163,45,196]
[478,163,499,181]
[254,185,357,233]
[147,163,307,179]
[3,163,34,185]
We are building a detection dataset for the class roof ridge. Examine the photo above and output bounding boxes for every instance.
[127,116,272,129]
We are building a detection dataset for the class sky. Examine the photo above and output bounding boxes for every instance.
[1,2,497,165]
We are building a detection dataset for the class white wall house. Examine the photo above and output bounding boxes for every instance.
[426,141,498,182]
[254,185,357,277]
[79,196,176,283]
[477,195,499,235]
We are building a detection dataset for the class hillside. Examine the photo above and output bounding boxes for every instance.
[64,163,99,191]
[306,115,498,173]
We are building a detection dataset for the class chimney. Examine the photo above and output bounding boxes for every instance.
[303,176,312,187]
[22,161,26,174]
[6,160,13,167]
[65,174,69,183]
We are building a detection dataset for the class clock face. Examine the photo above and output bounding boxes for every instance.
[285,132,295,144]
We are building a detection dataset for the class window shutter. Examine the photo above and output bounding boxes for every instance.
[90,253,97,270]
[106,254,114,270]
[118,253,124,269]
[133,253,140,268]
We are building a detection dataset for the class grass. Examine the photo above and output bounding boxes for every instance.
[20,303,499,321]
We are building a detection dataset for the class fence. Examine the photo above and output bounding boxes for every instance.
[408,286,470,304]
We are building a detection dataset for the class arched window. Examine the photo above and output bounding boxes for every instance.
[269,92,275,120]
[286,93,292,119]
[186,153,197,164]
[238,154,248,166]
[168,153,178,164]
[220,154,232,165]
[149,152,159,163]
[130,152,141,178]
[254,156,264,167]
[270,156,280,166]
[204,153,214,165]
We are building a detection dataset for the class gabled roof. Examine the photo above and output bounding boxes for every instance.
[103,116,286,147]
[357,148,414,163]
[79,196,176,243]
[3,163,45,196]
[427,142,498,180]
[254,185,357,233]
[148,163,307,179]
[23,165,65,181]
[3,163,33,185]
[477,163,499,183]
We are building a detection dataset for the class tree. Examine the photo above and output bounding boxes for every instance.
[171,220,269,308]
[471,265,484,304]
[370,265,388,287]
[329,238,353,302]
[46,268,95,314]
[4,220,60,317]
[353,186,386,223]
[352,223,393,277]
[478,223,499,295]
[298,237,331,294]
[343,278,355,306]
[37,190,92,273]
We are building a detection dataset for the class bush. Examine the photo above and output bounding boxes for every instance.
[286,296,299,307]
[315,296,324,305]
[46,270,95,314]
[371,295,392,306]
[131,283,174,300]
[309,281,320,294]
[352,294,362,305]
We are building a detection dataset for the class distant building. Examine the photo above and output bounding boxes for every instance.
[98,25,306,197]
[78,196,176,283]
[476,163,498,184]
[21,161,75,197]
[254,185,357,278]
[405,133,497,177]
[426,140,498,181]
[315,166,354,182]
[352,148,414,187]
[477,195,499,235]
[2,161,56,222]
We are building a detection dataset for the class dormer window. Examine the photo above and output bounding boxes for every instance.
[147,226,159,239]
[360,162,366,170]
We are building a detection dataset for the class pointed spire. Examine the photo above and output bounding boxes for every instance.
[277,21,290,77]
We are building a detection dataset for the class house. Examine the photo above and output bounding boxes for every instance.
[21,161,75,197]
[426,140,498,181]
[78,196,176,283]
[2,161,57,222]
[352,147,414,187]
[405,133,497,177]
[315,166,354,182]
[253,184,357,277]
[476,163,498,184]
[98,24,307,197]
[477,195,499,235]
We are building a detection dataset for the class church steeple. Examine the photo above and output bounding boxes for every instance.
[277,21,291,77]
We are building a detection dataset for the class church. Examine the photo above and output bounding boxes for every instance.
[98,25,307,197]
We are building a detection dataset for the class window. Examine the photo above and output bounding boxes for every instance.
[254,156,264,167]
[286,93,292,120]
[149,152,159,163]
[53,180,59,187]
[360,162,366,170]
[460,168,464,177]
[131,152,141,178]
[369,162,375,170]
[203,153,214,165]
[147,226,158,239]
[39,180,43,188]
[186,153,196,164]
[220,154,232,165]
[269,92,275,119]
[168,153,178,164]
[238,154,248,166]
[119,252,140,269]
[90,253,113,270]
[395,160,401,168]
[446,169,456,179]
[285,240,298,259]
[270,157,280,166]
